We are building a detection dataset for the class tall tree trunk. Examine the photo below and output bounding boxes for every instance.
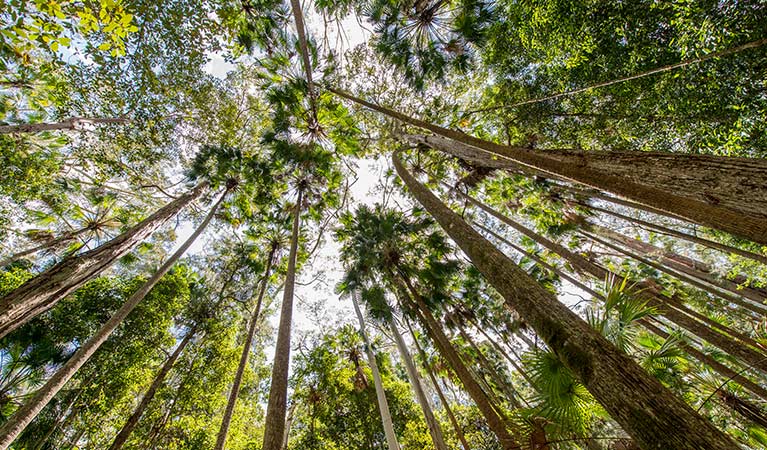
[262,188,304,450]
[404,317,472,450]
[214,243,277,450]
[392,271,521,450]
[0,183,208,338]
[282,402,296,450]
[288,0,318,124]
[0,188,227,449]
[393,150,739,450]
[351,291,400,450]
[580,201,767,266]
[338,88,767,242]
[388,315,448,450]
[0,117,128,134]
[108,327,197,450]
[31,390,81,450]
[0,226,91,267]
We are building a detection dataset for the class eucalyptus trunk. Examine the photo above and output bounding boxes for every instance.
[214,243,276,450]
[0,188,226,449]
[388,316,448,450]
[0,183,207,339]
[262,188,304,450]
[109,327,197,450]
[351,291,400,450]
[393,150,739,450]
[404,317,472,450]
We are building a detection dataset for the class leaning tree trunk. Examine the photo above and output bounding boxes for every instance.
[262,188,305,450]
[0,117,128,134]
[214,243,277,450]
[334,87,767,242]
[388,315,448,450]
[108,327,197,450]
[0,183,207,339]
[351,291,400,450]
[392,271,522,450]
[0,188,227,450]
[393,150,739,450]
[0,226,91,267]
[404,317,472,450]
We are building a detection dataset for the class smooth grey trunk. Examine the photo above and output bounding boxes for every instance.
[0,188,226,449]
[352,291,400,450]
[214,244,276,450]
[108,328,197,450]
[0,117,128,134]
[393,150,739,450]
[262,188,304,450]
[281,402,296,450]
[388,315,448,450]
[332,88,767,242]
[0,183,207,339]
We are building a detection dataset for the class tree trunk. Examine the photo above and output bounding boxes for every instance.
[288,0,318,124]
[282,402,296,450]
[392,271,521,450]
[0,188,227,449]
[214,243,277,450]
[0,117,128,134]
[31,390,81,450]
[404,317,472,450]
[393,150,739,450]
[335,88,767,242]
[581,202,767,266]
[388,315,449,450]
[352,291,400,450]
[108,327,197,450]
[0,226,91,268]
[262,188,304,450]
[0,183,207,339]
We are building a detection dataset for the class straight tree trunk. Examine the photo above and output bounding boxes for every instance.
[0,117,128,134]
[0,188,227,449]
[214,243,277,450]
[335,88,767,242]
[262,188,304,450]
[392,271,522,450]
[282,402,296,450]
[404,317,472,450]
[388,315,449,450]
[0,183,207,339]
[108,327,197,450]
[393,150,739,450]
[351,291,400,450]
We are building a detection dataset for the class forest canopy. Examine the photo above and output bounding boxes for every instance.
[1,0,767,449]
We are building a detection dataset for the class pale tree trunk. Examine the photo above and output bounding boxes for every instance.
[108,327,197,450]
[262,188,304,450]
[461,189,767,375]
[403,317,472,450]
[387,315,448,450]
[31,390,81,450]
[0,188,227,449]
[287,0,318,124]
[0,226,91,267]
[351,291,400,450]
[392,271,521,450]
[335,88,767,242]
[393,150,739,450]
[281,402,296,450]
[0,183,208,339]
[0,117,128,134]
[214,243,277,450]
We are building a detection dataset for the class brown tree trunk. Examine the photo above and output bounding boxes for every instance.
[0,183,207,339]
[0,188,227,449]
[214,243,277,450]
[404,317,473,450]
[108,328,197,450]
[0,117,128,134]
[330,88,767,242]
[393,150,739,450]
[262,188,304,450]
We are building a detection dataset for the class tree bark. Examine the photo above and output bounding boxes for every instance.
[0,183,207,339]
[388,315,449,450]
[0,117,128,134]
[214,243,277,450]
[0,188,227,449]
[393,150,739,450]
[262,188,304,450]
[352,291,400,450]
[336,89,767,242]
[108,327,197,450]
